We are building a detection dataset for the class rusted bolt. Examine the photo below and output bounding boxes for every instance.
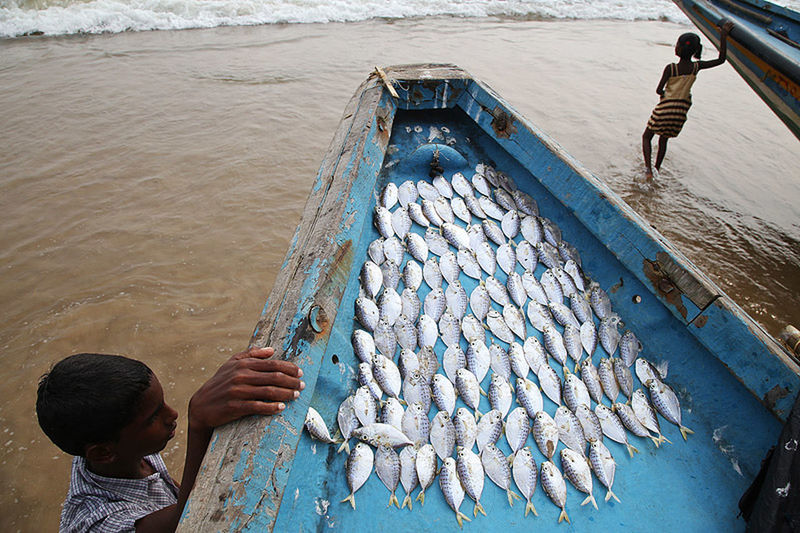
[658,278,675,294]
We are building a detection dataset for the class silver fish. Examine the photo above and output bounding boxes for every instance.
[549,301,580,329]
[489,342,512,381]
[305,406,337,444]
[563,373,591,412]
[513,190,538,216]
[353,385,378,426]
[399,445,418,510]
[497,171,517,192]
[352,329,376,365]
[541,269,564,303]
[405,232,428,263]
[494,188,517,212]
[503,303,527,340]
[439,309,462,347]
[599,317,621,356]
[415,443,437,505]
[401,401,430,447]
[394,313,417,352]
[482,443,521,507]
[442,221,469,249]
[378,287,403,326]
[554,405,586,456]
[461,314,486,345]
[560,448,597,510]
[485,276,510,306]
[505,406,531,455]
[632,388,670,446]
[360,260,383,299]
[374,205,395,239]
[619,330,643,367]
[559,241,582,267]
[570,292,593,324]
[470,282,492,322]
[538,363,562,406]
[564,259,586,293]
[472,172,492,196]
[417,346,440,383]
[542,324,568,371]
[424,227,450,256]
[575,404,603,444]
[455,368,482,416]
[520,215,543,244]
[501,210,521,239]
[391,206,412,239]
[433,174,454,198]
[512,447,539,517]
[523,272,549,306]
[402,260,423,291]
[423,257,442,289]
[553,266,578,298]
[541,460,570,524]
[482,218,506,246]
[516,377,544,418]
[408,201,430,228]
[337,396,359,454]
[417,180,440,202]
[457,248,482,279]
[465,338,493,383]
[635,358,668,387]
[612,357,633,400]
[397,180,418,207]
[451,196,472,224]
[590,285,613,320]
[445,279,468,319]
[532,411,560,460]
[398,348,419,380]
[524,336,548,375]
[424,288,446,321]
[400,289,421,323]
[647,378,693,440]
[456,446,487,517]
[380,397,405,431]
[373,317,396,357]
[589,438,620,503]
[516,240,538,272]
[580,359,605,405]
[598,357,620,403]
[465,194,487,219]
[468,223,488,251]
[368,237,385,265]
[379,259,401,290]
[443,345,467,384]
[580,320,598,356]
[563,324,584,370]
[595,404,639,457]
[475,241,497,276]
[476,409,504,452]
[454,407,478,451]
[375,445,402,508]
[358,362,383,400]
[614,401,661,447]
[430,410,457,460]
[508,341,530,379]
[402,370,431,412]
[432,373,457,416]
[488,374,514,417]
[540,217,562,246]
[451,172,474,198]
[341,442,374,509]
[440,457,471,527]
[373,353,402,400]
[496,242,517,275]
[353,422,413,448]
[380,182,399,210]
[417,313,438,349]
[487,308,515,344]
[355,297,380,332]
[537,241,562,270]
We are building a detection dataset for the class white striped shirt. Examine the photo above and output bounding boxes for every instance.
[60,454,178,533]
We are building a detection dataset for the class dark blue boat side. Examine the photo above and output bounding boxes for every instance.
[674,0,800,139]
[178,65,800,532]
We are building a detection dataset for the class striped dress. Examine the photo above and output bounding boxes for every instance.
[646,62,700,138]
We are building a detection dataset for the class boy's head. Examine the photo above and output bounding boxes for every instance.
[36,353,154,457]
[676,32,702,60]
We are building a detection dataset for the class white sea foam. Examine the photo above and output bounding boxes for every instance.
[2,0,799,39]
[0,0,689,38]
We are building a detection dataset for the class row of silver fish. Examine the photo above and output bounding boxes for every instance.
[304,162,691,524]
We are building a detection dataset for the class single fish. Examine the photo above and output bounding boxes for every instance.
[373,353,402,400]
[560,448,598,510]
[424,227,450,256]
[580,320,598,357]
[549,300,580,329]
[399,445,418,510]
[599,317,621,356]
[461,314,486,345]
[379,396,405,431]
[373,317,396,358]
[457,446,487,517]
[368,237,385,265]
[432,373,457,416]
[631,388,671,446]
[406,232,428,263]
[482,443,522,506]
[355,297,380,332]
[598,357,620,403]
[532,411,560,460]
[466,338,491,384]
[402,370,432,412]
[563,372,591,412]
[503,303,527,340]
[570,292,593,324]
[415,443,438,505]
[595,404,639,457]
[417,346,440,383]
[380,259,401,290]
[358,362,383,401]
[440,250,460,284]
[541,460,570,523]
[417,313,438,350]
[445,280,469,319]
[520,215,544,244]
[527,300,556,333]
[465,194,487,219]
[541,269,564,303]
[580,359,605,404]
[537,241,562,270]
[516,240,538,272]
[353,423,414,448]
[647,378,693,440]
[537,363,563,406]
[391,206,412,239]
[375,445,402,508]
[374,205,395,239]
[488,373,514,417]
[431,410,456,460]
[442,221,469,249]
[508,341,530,379]
[496,242,517,275]
[454,407,478,451]
[451,196,472,224]
[575,404,603,444]
[470,282,492,322]
[456,368,483,417]
[408,201,430,228]
[468,223,488,250]
[443,345,467,385]
[540,217,562,246]
[612,357,634,400]
[472,172,492,196]
[433,174,454,198]
[501,209,521,239]
[564,259,586,293]
[397,180,418,207]
[457,248,482,279]
[341,442,374,509]
[352,329,376,365]
[487,308,515,344]
[523,336,548,374]
[513,190,539,216]
[424,287,446,322]
[423,257,443,289]
[360,260,383,299]
[439,309,462,348]
[635,358,668,387]
[590,285,613,320]
[440,457,471,527]
[400,289,421,325]
[619,330,643,367]
[353,385,378,426]
[337,396,360,454]
[489,342,512,381]
[401,401,430,447]
[589,438,620,503]
[417,180,441,201]
[475,241,497,276]
[494,188,517,212]
[476,409,504,452]
[380,182,399,209]
[563,323,584,371]
[402,260,423,291]
[482,219,507,246]
[554,405,586,456]
[505,407,531,456]
[485,276,511,306]
[512,447,539,517]
[516,377,544,419]
[452,171,474,198]
[378,287,403,326]
[508,274,528,314]
[543,324,568,372]
[305,406,337,444]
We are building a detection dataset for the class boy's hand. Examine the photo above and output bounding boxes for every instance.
[187,347,305,433]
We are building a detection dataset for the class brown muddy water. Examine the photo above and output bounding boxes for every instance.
[0,17,798,530]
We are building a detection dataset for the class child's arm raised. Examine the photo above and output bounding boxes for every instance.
[135,347,304,532]
[699,20,735,70]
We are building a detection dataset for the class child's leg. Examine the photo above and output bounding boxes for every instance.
[655,136,669,171]
[642,128,655,179]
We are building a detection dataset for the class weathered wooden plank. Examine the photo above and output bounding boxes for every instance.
[178,76,397,532]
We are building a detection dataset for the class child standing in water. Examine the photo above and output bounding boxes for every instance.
[642,21,734,179]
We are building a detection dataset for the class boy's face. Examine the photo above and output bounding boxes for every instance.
[113,374,178,460]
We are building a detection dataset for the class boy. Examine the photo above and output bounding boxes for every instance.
[36,347,305,532]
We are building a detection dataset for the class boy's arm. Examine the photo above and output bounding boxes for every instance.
[135,347,304,532]
[699,21,734,70]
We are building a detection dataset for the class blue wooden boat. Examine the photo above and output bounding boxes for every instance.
[178,64,800,531]
[673,0,800,140]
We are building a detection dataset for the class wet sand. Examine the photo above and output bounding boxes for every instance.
[0,17,798,530]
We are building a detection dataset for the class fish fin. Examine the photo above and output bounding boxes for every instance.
[337,440,350,454]
[648,435,661,448]
[657,360,669,379]
[581,494,598,510]
[474,501,487,517]
[606,489,620,503]
[401,493,412,510]
[416,489,425,505]
[341,493,356,509]
[525,500,538,517]
[559,508,570,524]
[456,511,471,528]
[627,443,639,457]
[680,425,694,440]
[389,492,400,508]
[507,489,521,506]
[660,433,672,445]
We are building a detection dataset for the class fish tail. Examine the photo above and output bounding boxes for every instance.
[626,443,639,457]
[416,489,425,505]
[337,440,350,454]
[525,500,538,517]
[562,365,570,376]
[341,493,356,510]
[456,511,471,528]
[659,433,672,445]
[507,489,521,507]
[648,435,661,448]
[606,488,620,503]
[389,492,400,508]
[475,408,482,419]
[574,362,581,373]
[474,501,487,517]
[479,387,487,397]
[680,425,694,440]
[401,493,413,510]
[559,508,570,524]
[581,493,598,510]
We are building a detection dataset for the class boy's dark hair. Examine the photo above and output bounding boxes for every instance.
[36,353,153,456]
[677,32,702,60]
